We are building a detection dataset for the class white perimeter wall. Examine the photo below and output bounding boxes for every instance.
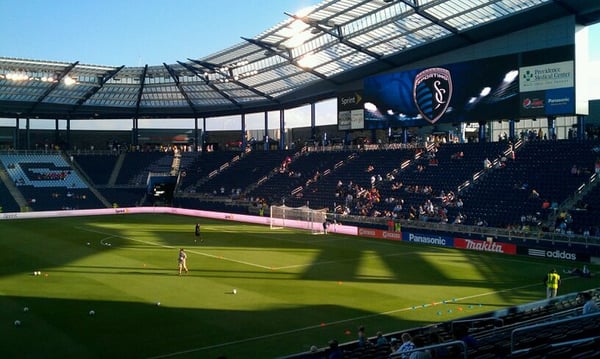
[0,206,358,236]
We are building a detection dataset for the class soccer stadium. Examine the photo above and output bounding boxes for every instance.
[2,0,600,358]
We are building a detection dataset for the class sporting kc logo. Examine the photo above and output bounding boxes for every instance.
[413,67,452,124]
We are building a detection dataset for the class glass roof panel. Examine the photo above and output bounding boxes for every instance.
[0,0,592,118]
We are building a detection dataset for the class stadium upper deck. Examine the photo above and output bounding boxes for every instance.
[1,0,599,122]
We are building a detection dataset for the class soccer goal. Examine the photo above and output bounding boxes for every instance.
[270,204,328,234]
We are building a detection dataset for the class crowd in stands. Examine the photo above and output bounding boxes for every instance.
[2,134,600,239]
[326,150,465,226]
[261,136,596,237]
[29,170,70,181]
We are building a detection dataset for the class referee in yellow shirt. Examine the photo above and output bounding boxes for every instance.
[545,268,561,298]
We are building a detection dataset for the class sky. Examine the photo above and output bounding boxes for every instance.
[0,0,599,130]
[0,0,321,66]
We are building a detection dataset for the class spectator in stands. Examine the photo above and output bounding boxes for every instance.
[392,181,403,191]
[456,198,463,208]
[452,324,478,349]
[395,332,416,358]
[545,268,561,298]
[571,164,579,175]
[529,188,540,199]
[575,200,589,210]
[483,157,492,169]
[409,335,432,359]
[541,199,550,209]
[427,332,448,359]
[375,331,388,347]
[357,325,371,347]
[390,337,400,354]
[450,151,464,160]
[453,212,465,224]
[327,339,343,359]
[581,292,598,315]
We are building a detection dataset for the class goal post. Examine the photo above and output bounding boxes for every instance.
[270,204,328,234]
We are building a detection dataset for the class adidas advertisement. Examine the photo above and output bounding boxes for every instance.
[518,246,589,262]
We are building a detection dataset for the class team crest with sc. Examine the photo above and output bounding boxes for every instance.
[413,67,453,124]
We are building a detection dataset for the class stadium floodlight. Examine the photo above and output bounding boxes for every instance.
[5,72,30,81]
[63,76,77,86]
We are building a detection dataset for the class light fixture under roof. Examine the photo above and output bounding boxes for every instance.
[63,76,76,86]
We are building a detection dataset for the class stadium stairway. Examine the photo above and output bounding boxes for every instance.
[108,152,126,186]
[0,165,27,209]
[67,153,111,208]
[547,172,599,229]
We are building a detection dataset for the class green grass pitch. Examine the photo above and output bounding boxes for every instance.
[1,214,598,358]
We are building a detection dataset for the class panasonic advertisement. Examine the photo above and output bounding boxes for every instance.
[402,232,453,248]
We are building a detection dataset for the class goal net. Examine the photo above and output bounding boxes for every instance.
[270,205,328,234]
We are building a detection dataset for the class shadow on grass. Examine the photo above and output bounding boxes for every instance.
[0,295,431,359]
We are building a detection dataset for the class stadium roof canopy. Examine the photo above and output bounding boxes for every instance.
[1,0,599,121]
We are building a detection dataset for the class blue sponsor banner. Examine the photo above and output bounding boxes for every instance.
[402,231,454,247]
[545,87,574,115]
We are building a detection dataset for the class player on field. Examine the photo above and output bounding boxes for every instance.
[195,223,203,243]
[178,248,189,275]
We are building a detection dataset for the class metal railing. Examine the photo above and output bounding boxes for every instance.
[510,311,600,354]
[389,340,467,359]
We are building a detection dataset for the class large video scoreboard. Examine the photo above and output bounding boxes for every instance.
[338,45,575,130]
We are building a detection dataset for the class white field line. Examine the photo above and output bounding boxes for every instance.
[146,278,577,359]
[77,226,416,271]
[75,226,273,270]
[75,226,576,358]
[76,226,562,272]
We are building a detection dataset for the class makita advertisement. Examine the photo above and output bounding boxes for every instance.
[454,238,516,255]
[402,232,453,248]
